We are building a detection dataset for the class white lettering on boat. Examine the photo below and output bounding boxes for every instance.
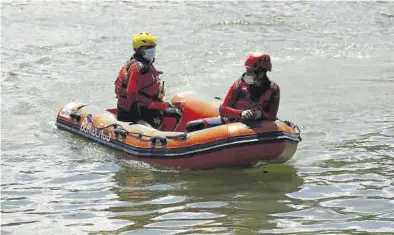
[79,118,111,142]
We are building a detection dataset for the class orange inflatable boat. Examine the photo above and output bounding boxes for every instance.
[55,92,302,170]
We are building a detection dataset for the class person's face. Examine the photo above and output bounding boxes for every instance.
[140,45,156,61]
[245,68,266,80]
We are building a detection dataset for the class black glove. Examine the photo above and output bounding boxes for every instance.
[241,110,254,120]
[252,109,262,120]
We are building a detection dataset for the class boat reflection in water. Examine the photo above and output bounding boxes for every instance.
[105,163,304,234]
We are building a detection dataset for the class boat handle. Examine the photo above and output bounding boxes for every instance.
[69,112,82,122]
[151,136,168,146]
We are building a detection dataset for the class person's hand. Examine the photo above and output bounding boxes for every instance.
[252,109,262,119]
[241,110,254,120]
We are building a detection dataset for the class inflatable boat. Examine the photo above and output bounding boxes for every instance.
[55,92,302,170]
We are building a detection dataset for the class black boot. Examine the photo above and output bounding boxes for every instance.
[185,120,207,132]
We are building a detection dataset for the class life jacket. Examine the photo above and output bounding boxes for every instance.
[233,79,279,111]
[114,59,161,111]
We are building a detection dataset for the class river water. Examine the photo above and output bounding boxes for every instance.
[1,1,394,234]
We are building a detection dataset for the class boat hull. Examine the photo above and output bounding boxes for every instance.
[55,94,301,170]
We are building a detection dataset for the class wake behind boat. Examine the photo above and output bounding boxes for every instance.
[55,92,301,170]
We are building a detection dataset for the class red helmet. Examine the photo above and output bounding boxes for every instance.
[244,52,272,71]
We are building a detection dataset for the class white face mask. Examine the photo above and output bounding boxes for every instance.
[142,48,156,61]
[244,75,254,85]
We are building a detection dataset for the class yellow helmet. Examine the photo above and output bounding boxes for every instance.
[132,32,157,49]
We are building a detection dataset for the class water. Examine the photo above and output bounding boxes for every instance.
[1,1,394,234]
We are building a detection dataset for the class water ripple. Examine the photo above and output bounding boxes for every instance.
[2,1,394,234]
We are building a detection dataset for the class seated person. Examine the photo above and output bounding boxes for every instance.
[114,32,181,129]
[185,52,280,132]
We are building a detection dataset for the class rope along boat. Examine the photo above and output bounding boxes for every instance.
[55,93,302,170]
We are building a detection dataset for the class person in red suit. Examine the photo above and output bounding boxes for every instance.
[185,52,280,132]
[114,33,180,128]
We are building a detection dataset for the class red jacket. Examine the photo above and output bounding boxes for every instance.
[219,78,280,121]
[114,59,167,111]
